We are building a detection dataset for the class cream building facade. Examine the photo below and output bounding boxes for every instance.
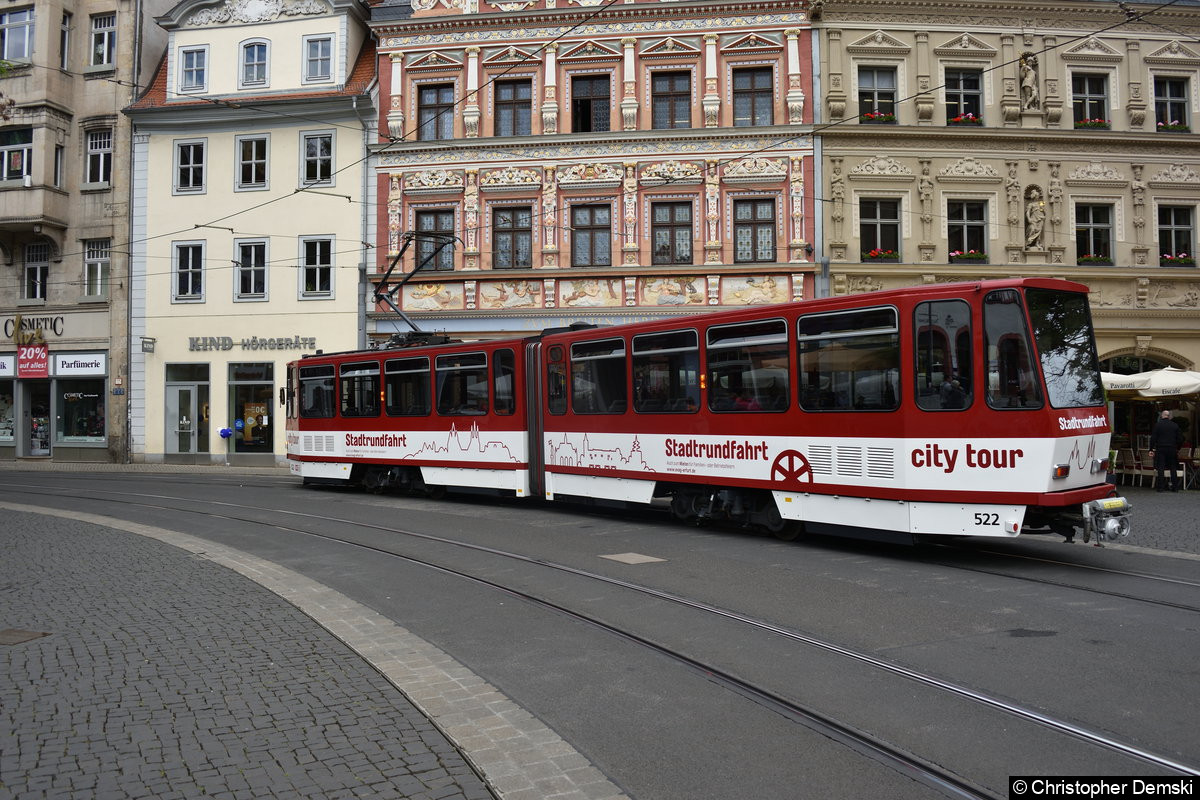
[369,0,817,341]
[1,0,170,462]
[814,0,1200,445]
[126,0,376,464]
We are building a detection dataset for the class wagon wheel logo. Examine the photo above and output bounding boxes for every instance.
[771,450,814,488]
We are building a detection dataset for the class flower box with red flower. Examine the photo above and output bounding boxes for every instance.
[1074,118,1111,130]
[947,112,982,126]
[949,249,988,263]
[1160,253,1196,266]
[1157,120,1191,133]
[1078,253,1114,265]
[860,111,897,124]
[862,248,900,262]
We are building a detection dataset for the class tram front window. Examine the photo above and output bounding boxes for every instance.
[1026,288,1105,409]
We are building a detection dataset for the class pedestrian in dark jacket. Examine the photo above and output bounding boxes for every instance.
[1149,410,1185,491]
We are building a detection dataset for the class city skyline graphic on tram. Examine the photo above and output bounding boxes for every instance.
[398,422,519,462]
[547,433,653,471]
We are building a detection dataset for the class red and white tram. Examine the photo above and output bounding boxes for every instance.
[285,278,1131,543]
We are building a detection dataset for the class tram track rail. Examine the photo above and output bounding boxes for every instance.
[4,480,1199,795]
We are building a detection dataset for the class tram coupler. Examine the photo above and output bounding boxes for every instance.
[1081,496,1132,546]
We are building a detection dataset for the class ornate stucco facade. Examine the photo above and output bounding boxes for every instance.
[368,0,817,339]
[125,0,376,465]
[814,0,1200,379]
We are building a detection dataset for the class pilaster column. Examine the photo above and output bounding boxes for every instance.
[704,160,721,262]
[1126,41,1146,129]
[622,163,639,264]
[914,31,933,124]
[826,29,845,120]
[788,156,807,261]
[387,54,406,140]
[463,47,481,138]
[541,167,559,267]
[1041,36,1063,126]
[785,29,805,124]
[621,39,639,130]
[703,34,720,127]
[463,170,480,268]
[542,44,559,135]
[1000,35,1019,125]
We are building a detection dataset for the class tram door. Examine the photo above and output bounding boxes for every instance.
[166,386,198,455]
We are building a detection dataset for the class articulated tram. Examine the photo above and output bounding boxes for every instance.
[285,278,1131,543]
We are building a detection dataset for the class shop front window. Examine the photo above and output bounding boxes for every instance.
[229,363,274,453]
[56,379,106,443]
[0,381,13,443]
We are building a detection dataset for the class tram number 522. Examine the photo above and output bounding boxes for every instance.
[974,512,1000,526]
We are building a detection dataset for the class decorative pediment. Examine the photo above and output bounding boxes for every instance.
[560,41,621,62]
[848,155,913,181]
[184,0,329,26]
[937,157,1000,183]
[1144,40,1200,66]
[933,34,997,58]
[1065,162,1128,188]
[722,34,782,53]
[722,157,787,184]
[403,169,465,195]
[1149,164,1200,189]
[483,46,541,67]
[641,38,701,60]
[640,161,704,186]
[846,31,911,56]
[557,162,623,189]
[407,51,463,71]
[480,166,542,191]
[1061,37,1124,64]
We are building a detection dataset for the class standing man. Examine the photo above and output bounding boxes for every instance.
[1148,410,1185,492]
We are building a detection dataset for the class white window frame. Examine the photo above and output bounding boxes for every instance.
[84,128,113,187]
[0,8,35,63]
[60,11,72,70]
[89,13,115,69]
[83,238,111,300]
[234,133,270,192]
[173,139,206,195]
[173,240,206,303]
[179,45,208,93]
[299,236,334,299]
[300,130,334,188]
[303,34,334,84]
[234,238,269,301]
[0,128,33,182]
[22,243,49,303]
[240,38,270,89]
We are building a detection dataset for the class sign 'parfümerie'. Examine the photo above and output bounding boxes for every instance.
[189,336,318,352]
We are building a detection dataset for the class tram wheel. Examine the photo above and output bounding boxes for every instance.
[771,521,805,542]
[670,491,705,523]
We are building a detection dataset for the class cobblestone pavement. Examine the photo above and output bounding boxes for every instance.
[0,513,497,800]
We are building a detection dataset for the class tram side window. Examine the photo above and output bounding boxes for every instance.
[494,348,516,416]
[984,290,1044,409]
[299,365,335,418]
[384,356,431,416]
[707,319,789,412]
[340,362,380,417]
[547,346,567,415]
[633,330,699,413]
[798,307,899,411]
[437,352,489,415]
[914,300,973,411]
[571,338,628,414]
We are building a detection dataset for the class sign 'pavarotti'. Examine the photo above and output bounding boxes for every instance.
[189,336,318,352]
